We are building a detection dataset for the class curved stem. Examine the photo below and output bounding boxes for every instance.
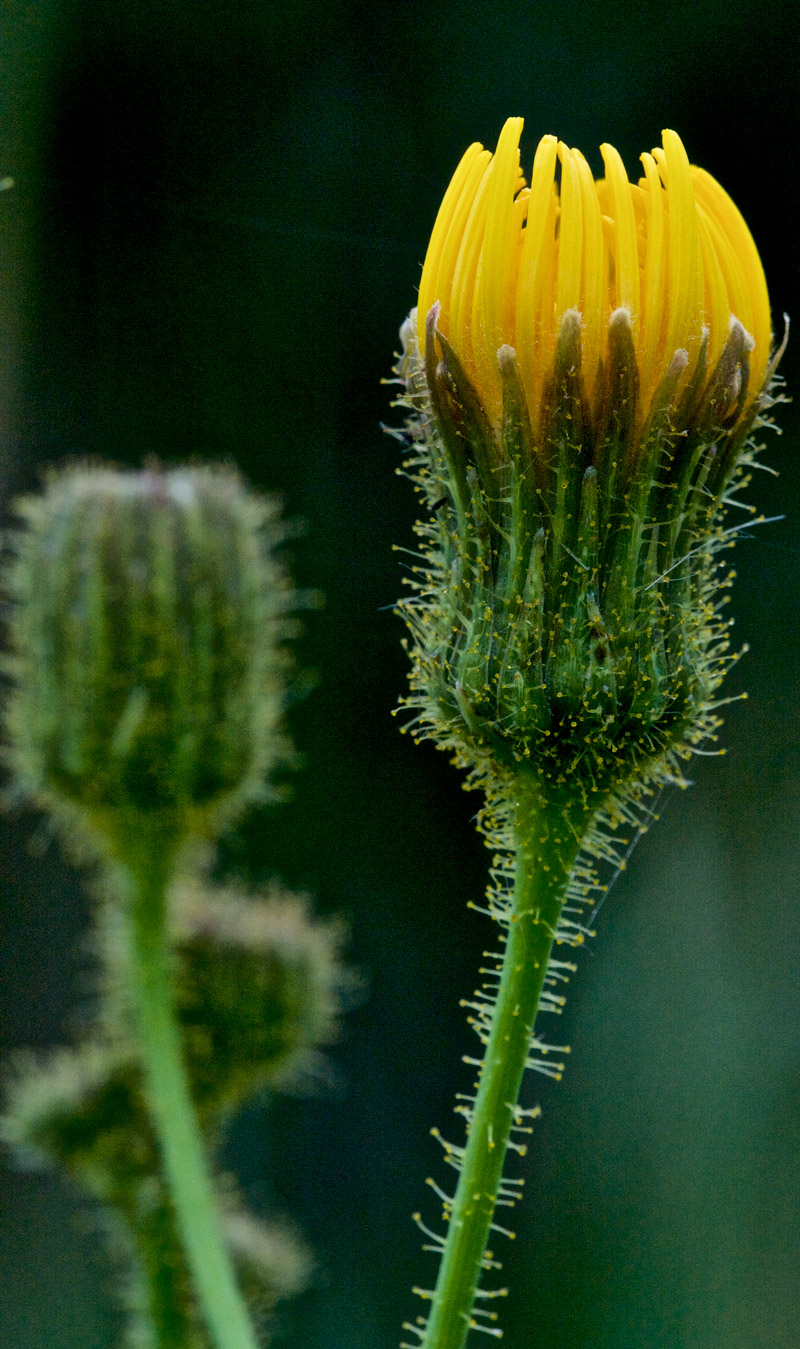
[121,844,260,1349]
[419,779,594,1349]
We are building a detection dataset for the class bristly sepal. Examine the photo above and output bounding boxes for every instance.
[394,300,780,813]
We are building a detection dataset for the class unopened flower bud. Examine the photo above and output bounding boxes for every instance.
[3,464,294,846]
[393,124,784,807]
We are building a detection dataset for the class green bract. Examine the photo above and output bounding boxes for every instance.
[394,303,779,811]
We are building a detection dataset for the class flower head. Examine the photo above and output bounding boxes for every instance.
[392,122,782,810]
[417,123,771,435]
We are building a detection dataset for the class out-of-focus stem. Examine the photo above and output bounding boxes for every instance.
[121,844,260,1349]
[420,780,592,1349]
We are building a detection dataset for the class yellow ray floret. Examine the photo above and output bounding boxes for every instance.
[418,121,771,428]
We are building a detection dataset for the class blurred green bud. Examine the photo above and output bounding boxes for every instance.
[3,464,296,847]
[2,882,349,1173]
[1,881,345,1340]
[1,1044,311,1345]
[0,1043,150,1202]
[2,881,350,1166]
[172,879,351,1108]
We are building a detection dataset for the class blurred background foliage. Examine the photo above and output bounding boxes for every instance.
[1,1,799,1347]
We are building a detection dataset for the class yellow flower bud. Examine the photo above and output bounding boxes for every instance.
[393,123,784,805]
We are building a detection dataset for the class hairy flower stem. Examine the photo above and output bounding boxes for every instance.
[119,838,260,1349]
[420,781,595,1349]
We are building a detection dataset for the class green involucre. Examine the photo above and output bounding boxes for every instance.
[3,464,295,845]
[394,305,778,807]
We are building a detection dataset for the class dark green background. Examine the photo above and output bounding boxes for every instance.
[1,2,799,1346]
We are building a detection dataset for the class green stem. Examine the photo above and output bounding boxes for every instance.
[131,1183,205,1349]
[419,779,594,1349]
[121,843,260,1349]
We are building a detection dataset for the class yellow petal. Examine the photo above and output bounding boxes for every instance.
[573,148,605,404]
[658,130,704,375]
[478,116,525,411]
[692,165,771,392]
[515,134,558,428]
[449,158,495,387]
[433,149,493,344]
[638,151,667,400]
[600,142,640,323]
[695,204,730,377]
[556,143,583,319]
[418,142,485,352]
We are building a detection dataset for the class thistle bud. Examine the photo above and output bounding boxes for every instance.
[3,465,294,847]
[0,878,343,1336]
[394,124,783,807]
[1,884,349,1176]
[171,879,350,1107]
[1,1044,311,1337]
